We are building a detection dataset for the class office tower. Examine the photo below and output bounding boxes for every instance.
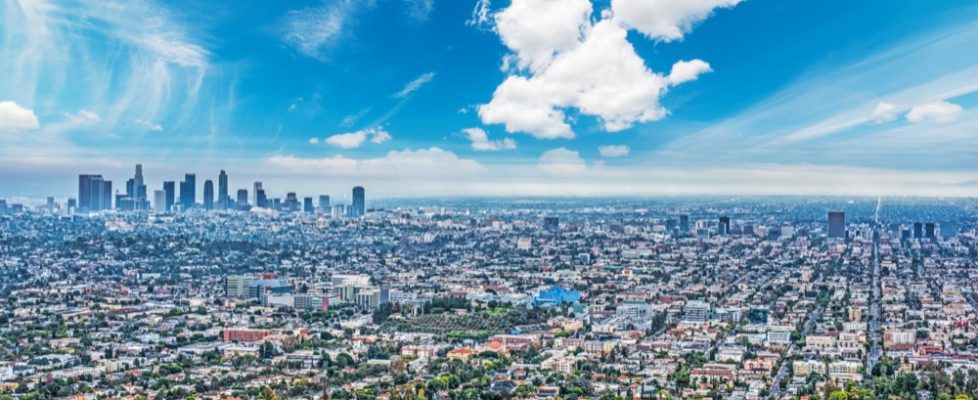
[67,198,76,212]
[352,186,365,217]
[163,181,175,212]
[0,199,7,214]
[236,189,249,209]
[827,210,846,239]
[925,222,936,239]
[901,228,911,241]
[253,182,263,207]
[179,173,196,210]
[153,190,166,212]
[543,216,559,232]
[79,174,112,212]
[303,197,314,213]
[226,275,252,298]
[271,198,281,210]
[318,195,330,211]
[913,222,923,239]
[679,214,689,233]
[284,192,299,212]
[331,204,345,218]
[203,180,214,210]
[718,216,731,235]
[218,170,229,209]
[46,197,55,212]
[256,189,268,209]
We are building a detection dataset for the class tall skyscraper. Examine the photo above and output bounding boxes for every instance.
[179,174,196,210]
[352,186,365,217]
[163,181,176,212]
[203,180,214,210]
[284,192,299,212]
[256,189,268,209]
[122,164,149,210]
[718,216,731,235]
[78,174,112,212]
[318,195,330,211]
[303,197,314,213]
[153,190,166,212]
[253,182,263,207]
[925,222,936,239]
[913,222,923,239]
[236,189,249,210]
[46,197,55,212]
[679,214,690,233]
[827,211,846,239]
[218,170,229,209]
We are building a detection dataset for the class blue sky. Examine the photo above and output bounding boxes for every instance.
[1,0,977,200]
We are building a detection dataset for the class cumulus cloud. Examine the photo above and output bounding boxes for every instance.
[906,100,963,124]
[871,102,898,123]
[0,101,40,131]
[393,72,435,98]
[479,0,726,139]
[325,127,392,149]
[308,137,320,144]
[611,0,743,41]
[667,60,713,85]
[598,145,630,157]
[539,147,586,174]
[267,147,486,177]
[463,127,516,151]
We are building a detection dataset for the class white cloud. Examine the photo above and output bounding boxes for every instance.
[611,0,743,41]
[279,0,366,60]
[65,110,101,124]
[870,102,898,123]
[325,127,392,149]
[480,0,723,139]
[403,0,435,22]
[309,137,320,144]
[0,101,40,131]
[906,100,963,124]
[393,72,436,98]
[494,0,592,72]
[463,127,516,151]
[466,0,492,28]
[539,147,586,174]
[134,119,163,132]
[667,59,713,85]
[598,145,630,157]
[267,147,486,177]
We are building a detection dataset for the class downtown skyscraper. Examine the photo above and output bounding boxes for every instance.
[179,174,196,210]
[78,174,112,212]
[351,186,365,217]
[218,170,229,209]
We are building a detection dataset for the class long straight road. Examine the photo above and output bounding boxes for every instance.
[866,199,883,378]
[768,289,826,398]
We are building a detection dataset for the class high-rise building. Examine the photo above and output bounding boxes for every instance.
[913,222,923,239]
[67,198,76,212]
[0,199,9,214]
[153,190,166,212]
[163,181,176,212]
[253,182,263,207]
[827,210,846,239]
[226,275,252,298]
[218,170,229,209]
[46,197,55,212]
[179,174,196,210]
[203,180,214,210]
[256,189,268,209]
[78,174,112,212]
[924,222,936,239]
[318,195,330,211]
[352,186,365,217]
[284,192,299,212]
[331,204,345,219]
[718,216,731,235]
[543,216,559,232]
[236,189,249,210]
[303,197,314,214]
[679,214,690,233]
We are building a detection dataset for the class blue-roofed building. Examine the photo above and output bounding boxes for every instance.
[532,285,580,308]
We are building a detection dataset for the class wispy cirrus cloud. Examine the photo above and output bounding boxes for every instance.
[393,72,436,98]
[277,0,373,60]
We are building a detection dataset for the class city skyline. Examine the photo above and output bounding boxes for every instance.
[1,0,977,198]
